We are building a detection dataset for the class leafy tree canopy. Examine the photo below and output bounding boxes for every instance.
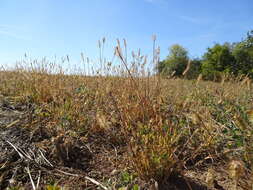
[157,44,189,76]
[157,30,253,80]
[232,30,253,77]
[201,43,235,80]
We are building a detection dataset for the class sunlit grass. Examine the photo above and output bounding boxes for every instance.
[1,40,253,189]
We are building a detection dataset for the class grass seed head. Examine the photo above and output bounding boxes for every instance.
[228,160,244,180]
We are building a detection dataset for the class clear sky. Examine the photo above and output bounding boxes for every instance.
[0,0,252,68]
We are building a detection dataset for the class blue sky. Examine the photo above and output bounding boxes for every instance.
[0,0,252,68]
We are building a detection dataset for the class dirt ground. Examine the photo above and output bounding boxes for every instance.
[0,95,250,190]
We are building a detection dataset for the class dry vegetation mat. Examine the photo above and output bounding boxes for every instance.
[0,68,253,189]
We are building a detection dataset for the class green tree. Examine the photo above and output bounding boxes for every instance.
[201,43,235,80]
[157,44,189,76]
[232,30,253,77]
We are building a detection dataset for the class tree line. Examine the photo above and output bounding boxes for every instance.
[157,30,253,80]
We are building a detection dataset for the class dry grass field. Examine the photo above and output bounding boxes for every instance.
[1,49,253,189]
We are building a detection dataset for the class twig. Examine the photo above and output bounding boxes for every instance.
[55,169,79,177]
[38,149,53,167]
[6,140,34,160]
[36,170,41,189]
[18,148,33,160]
[29,147,36,159]
[85,176,108,190]
[0,161,7,169]
[25,166,36,190]
[55,169,108,190]
[6,141,24,159]
[5,119,20,128]
[9,167,18,185]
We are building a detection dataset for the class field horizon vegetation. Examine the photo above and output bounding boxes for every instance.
[0,31,253,190]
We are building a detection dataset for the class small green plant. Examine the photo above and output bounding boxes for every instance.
[120,171,136,185]
[132,184,140,190]
[129,120,185,182]
[46,184,62,190]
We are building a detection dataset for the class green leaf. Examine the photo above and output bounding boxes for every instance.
[132,184,140,190]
